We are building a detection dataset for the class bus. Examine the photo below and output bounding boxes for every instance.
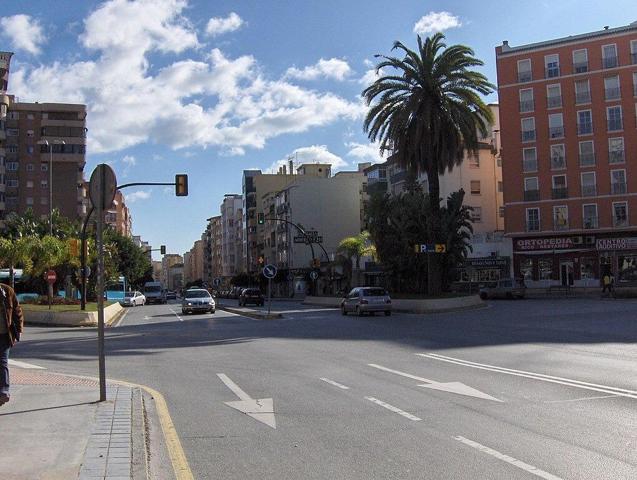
[106,276,127,302]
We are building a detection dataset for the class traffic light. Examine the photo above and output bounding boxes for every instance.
[68,238,79,257]
[160,245,166,255]
[312,258,320,268]
[175,174,188,196]
[258,256,264,265]
[257,212,265,225]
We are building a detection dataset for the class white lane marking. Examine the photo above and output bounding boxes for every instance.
[368,363,434,383]
[418,353,637,400]
[169,309,184,322]
[454,436,563,480]
[364,396,421,421]
[217,373,276,429]
[320,378,350,390]
[544,394,618,404]
[8,359,46,369]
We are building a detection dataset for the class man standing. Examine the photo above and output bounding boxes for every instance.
[0,283,24,406]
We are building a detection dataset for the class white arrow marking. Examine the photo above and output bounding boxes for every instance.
[217,373,276,429]
[368,363,502,402]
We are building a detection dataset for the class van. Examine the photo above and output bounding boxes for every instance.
[143,281,166,304]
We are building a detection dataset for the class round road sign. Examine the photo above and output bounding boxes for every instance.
[213,277,222,287]
[89,164,117,211]
[263,264,277,279]
[310,270,319,280]
[45,269,57,284]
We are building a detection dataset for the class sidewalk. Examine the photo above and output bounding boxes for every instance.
[0,366,176,480]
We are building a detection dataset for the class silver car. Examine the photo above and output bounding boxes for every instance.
[479,278,526,300]
[341,287,392,316]
[120,291,146,307]
[181,289,215,314]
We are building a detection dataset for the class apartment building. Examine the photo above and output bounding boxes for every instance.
[0,52,12,223]
[496,22,637,287]
[183,239,205,284]
[161,254,183,289]
[103,190,132,237]
[220,195,243,280]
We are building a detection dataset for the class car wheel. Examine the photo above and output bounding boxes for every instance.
[385,311,391,316]
[341,306,347,316]
[211,309,215,314]
[479,292,488,300]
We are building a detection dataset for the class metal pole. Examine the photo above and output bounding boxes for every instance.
[96,169,106,402]
[49,144,53,236]
[268,277,272,315]
[80,206,94,311]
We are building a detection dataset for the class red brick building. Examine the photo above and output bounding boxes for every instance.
[496,22,637,287]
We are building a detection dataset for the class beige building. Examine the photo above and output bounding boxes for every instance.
[183,239,205,284]
[152,260,162,282]
[220,195,243,279]
[161,254,183,288]
[103,189,132,237]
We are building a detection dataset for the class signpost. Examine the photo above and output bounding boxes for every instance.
[262,264,277,315]
[45,269,56,310]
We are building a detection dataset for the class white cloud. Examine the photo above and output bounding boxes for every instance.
[359,67,384,86]
[346,142,385,164]
[285,58,352,81]
[267,145,348,173]
[413,11,461,35]
[122,155,136,166]
[126,190,151,203]
[10,1,362,154]
[205,12,244,37]
[0,14,46,55]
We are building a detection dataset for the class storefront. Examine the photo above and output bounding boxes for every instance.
[456,256,511,284]
[512,233,637,288]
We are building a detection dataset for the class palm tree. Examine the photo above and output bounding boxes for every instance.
[337,231,376,287]
[363,33,494,295]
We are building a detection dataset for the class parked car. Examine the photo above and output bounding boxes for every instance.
[479,278,526,300]
[182,288,215,314]
[165,290,177,300]
[121,291,146,307]
[239,288,264,307]
[341,287,392,316]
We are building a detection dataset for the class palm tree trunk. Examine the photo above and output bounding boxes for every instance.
[427,165,442,296]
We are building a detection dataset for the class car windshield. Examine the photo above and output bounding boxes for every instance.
[124,293,134,298]
[362,288,387,296]
[185,290,210,298]
[144,286,161,292]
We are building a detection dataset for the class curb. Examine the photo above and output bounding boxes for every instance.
[218,305,282,319]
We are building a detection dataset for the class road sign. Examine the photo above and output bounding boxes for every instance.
[213,277,222,287]
[263,264,277,279]
[76,266,91,278]
[310,270,319,280]
[45,270,57,284]
[415,244,446,253]
[89,164,117,210]
[435,244,447,253]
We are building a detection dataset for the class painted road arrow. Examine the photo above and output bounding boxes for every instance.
[217,373,276,428]
[368,363,503,402]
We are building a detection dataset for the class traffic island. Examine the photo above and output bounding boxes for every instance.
[303,295,485,314]
[21,302,124,327]
[218,304,282,320]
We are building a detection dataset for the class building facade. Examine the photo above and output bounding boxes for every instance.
[497,22,637,287]
[104,190,132,237]
[161,254,182,288]
[220,195,243,280]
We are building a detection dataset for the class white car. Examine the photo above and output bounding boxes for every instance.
[182,288,215,314]
[121,291,146,307]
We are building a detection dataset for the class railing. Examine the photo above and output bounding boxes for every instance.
[521,130,536,142]
[579,152,595,166]
[547,95,562,108]
[552,187,568,199]
[545,67,560,78]
[526,221,540,232]
[549,126,564,138]
[554,217,569,231]
[573,61,588,73]
[607,118,623,131]
[519,100,534,112]
[609,150,625,164]
[603,56,618,69]
[518,71,532,83]
[522,160,537,172]
[583,217,599,229]
[524,189,540,201]
[605,87,621,100]
[575,91,591,104]
[577,122,592,135]
[581,184,597,197]
[611,182,627,194]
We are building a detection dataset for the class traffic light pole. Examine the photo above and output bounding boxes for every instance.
[80,205,94,311]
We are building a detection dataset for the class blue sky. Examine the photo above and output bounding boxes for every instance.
[1,0,636,258]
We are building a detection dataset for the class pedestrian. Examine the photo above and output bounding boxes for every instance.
[610,273,616,298]
[0,282,24,406]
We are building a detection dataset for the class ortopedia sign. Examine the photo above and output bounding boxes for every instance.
[596,237,637,250]
[514,237,576,251]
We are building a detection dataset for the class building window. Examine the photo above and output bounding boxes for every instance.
[26,113,34,120]
[469,155,480,168]
[611,169,626,195]
[41,180,48,188]
[6,129,19,136]
[633,72,637,97]
[522,147,537,172]
[550,144,566,170]
[26,197,33,206]
[548,113,564,138]
[6,145,18,153]
[26,130,34,138]
[574,79,591,104]
[579,141,595,166]
[526,208,540,232]
[609,137,625,164]
[613,201,628,227]
[470,180,481,194]
[604,75,621,101]
[572,48,588,73]
[7,162,18,171]
[631,40,637,64]
[553,205,568,230]
[524,177,539,201]
[471,206,482,223]
[26,180,33,188]
[552,175,568,199]
[521,117,536,142]
[517,59,532,82]
[26,145,34,155]
[618,255,637,283]
[7,179,18,187]
[41,163,48,172]
[602,44,618,69]
[519,88,534,112]
[546,84,562,108]
[607,106,623,131]
[577,110,593,135]
[544,54,560,78]
[583,204,598,229]
[499,206,505,217]
[26,163,34,172]
[497,181,503,193]
[7,112,19,120]
[581,171,597,197]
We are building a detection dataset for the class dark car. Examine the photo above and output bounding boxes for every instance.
[239,288,264,307]
[165,290,177,300]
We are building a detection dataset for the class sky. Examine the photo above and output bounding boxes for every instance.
[1,0,636,259]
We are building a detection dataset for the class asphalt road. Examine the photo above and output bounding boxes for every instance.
[11,297,637,479]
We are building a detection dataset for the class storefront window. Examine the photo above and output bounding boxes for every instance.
[520,258,533,281]
[539,259,553,280]
[580,258,596,280]
[618,255,637,283]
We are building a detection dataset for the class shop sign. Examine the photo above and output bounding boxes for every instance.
[464,257,509,268]
[596,237,637,250]
[514,237,576,251]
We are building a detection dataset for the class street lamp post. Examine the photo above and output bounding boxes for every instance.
[37,138,65,235]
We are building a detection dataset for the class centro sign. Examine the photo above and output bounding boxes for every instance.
[596,238,637,250]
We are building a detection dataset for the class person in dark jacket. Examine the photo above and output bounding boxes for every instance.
[0,283,24,406]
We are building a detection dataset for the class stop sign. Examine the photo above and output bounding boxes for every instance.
[46,270,57,284]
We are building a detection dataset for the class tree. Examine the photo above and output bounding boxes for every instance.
[4,208,80,240]
[337,231,376,287]
[440,189,474,290]
[104,228,153,289]
[363,33,493,295]
[0,237,36,289]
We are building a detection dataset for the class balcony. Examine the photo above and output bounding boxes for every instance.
[607,118,623,132]
[583,216,599,229]
[581,184,597,197]
[577,122,592,135]
[575,91,591,104]
[524,189,540,201]
[573,61,588,73]
[526,221,540,232]
[554,217,569,231]
[519,100,534,113]
[518,71,532,83]
[552,187,568,199]
[521,130,536,142]
[609,150,625,164]
[549,126,564,139]
[579,152,595,166]
[603,56,618,69]
[547,95,562,108]
[605,87,621,100]
[545,66,560,78]
[611,182,627,195]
